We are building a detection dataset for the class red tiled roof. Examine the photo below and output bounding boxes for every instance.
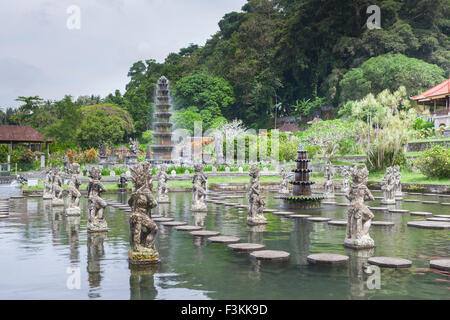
[411,79,450,101]
[0,125,52,143]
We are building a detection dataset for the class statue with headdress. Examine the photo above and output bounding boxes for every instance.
[156,164,169,203]
[279,166,292,194]
[87,167,108,232]
[66,163,82,216]
[43,167,53,200]
[381,166,396,204]
[192,164,207,211]
[128,161,160,265]
[247,165,267,225]
[51,167,65,206]
[323,164,335,198]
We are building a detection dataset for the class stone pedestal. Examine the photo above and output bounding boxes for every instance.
[87,220,108,233]
[157,194,169,203]
[192,203,207,212]
[129,246,160,265]
[52,198,64,207]
[66,207,81,216]
[126,155,138,165]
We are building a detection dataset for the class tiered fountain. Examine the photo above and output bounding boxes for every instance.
[281,143,323,208]
[151,76,174,164]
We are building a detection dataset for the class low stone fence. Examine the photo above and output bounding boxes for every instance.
[406,140,450,152]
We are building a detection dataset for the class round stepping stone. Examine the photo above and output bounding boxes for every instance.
[250,250,290,261]
[370,207,388,211]
[403,199,420,202]
[424,193,437,196]
[322,201,337,205]
[426,217,450,222]
[208,236,240,243]
[175,225,203,231]
[150,215,163,219]
[0,214,9,218]
[160,221,188,227]
[263,209,277,213]
[407,221,450,230]
[189,230,220,237]
[289,214,312,219]
[227,243,265,252]
[307,253,349,265]
[328,220,347,226]
[224,203,236,206]
[10,196,23,199]
[388,209,409,213]
[372,221,394,227]
[422,201,439,204]
[441,203,450,206]
[153,217,174,222]
[438,194,450,197]
[429,259,450,271]
[237,205,248,209]
[273,211,294,216]
[374,196,384,200]
[307,217,332,222]
[336,203,350,206]
[410,211,432,216]
[408,192,422,195]
[368,257,412,268]
[435,215,450,218]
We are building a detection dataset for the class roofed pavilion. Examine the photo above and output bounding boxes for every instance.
[0,125,52,152]
[411,78,450,129]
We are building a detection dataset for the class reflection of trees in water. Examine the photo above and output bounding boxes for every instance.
[345,248,374,299]
[66,216,80,264]
[87,233,106,298]
[129,264,159,300]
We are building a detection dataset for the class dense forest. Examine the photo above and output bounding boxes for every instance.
[1,0,449,146]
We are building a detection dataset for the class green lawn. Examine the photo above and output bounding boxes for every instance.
[368,170,450,186]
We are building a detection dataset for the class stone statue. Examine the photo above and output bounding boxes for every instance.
[108,143,116,162]
[51,167,64,206]
[99,140,107,157]
[393,165,403,199]
[63,155,70,173]
[341,167,350,194]
[192,164,207,211]
[43,168,53,200]
[323,164,335,199]
[156,164,169,203]
[129,138,139,156]
[344,165,375,249]
[128,161,159,265]
[87,167,108,232]
[66,163,82,216]
[247,165,267,225]
[381,166,396,204]
[279,167,291,194]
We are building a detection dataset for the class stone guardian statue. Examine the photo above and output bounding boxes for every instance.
[247,166,267,225]
[66,163,82,216]
[156,164,169,203]
[192,164,207,212]
[87,167,108,232]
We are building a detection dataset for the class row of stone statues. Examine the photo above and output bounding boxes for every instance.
[381,165,402,204]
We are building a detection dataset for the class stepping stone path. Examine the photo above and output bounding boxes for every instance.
[426,217,450,222]
[263,209,277,213]
[307,253,349,265]
[408,193,422,195]
[227,243,265,252]
[429,259,450,271]
[388,209,409,213]
[410,211,432,216]
[307,217,332,222]
[422,201,439,204]
[322,202,337,205]
[336,203,350,206]
[407,221,450,230]
[175,225,203,231]
[368,257,412,268]
[153,217,174,222]
[189,230,220,237]
[374,197,384,200]
[151,215,163,219]
[208,236,240,244]
[370,207,388,211]
[250,250,290,261]
[160,221,188,227]
[435,215,450,218]
[372,221,394,227]
[403,199,420,202]
[327,220,347,226]
[273,211,294,216]
[289,214,312,219]
[441,203,450,206]
[424,193,438,196]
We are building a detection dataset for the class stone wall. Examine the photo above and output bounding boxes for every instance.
[406,140,450,152]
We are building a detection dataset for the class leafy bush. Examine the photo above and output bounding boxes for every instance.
[10,145,35,164]
[414,145,450,178]
[84,148,98,163]
[0,145,8,163]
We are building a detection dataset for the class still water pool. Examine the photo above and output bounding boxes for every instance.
[0,191,449,300]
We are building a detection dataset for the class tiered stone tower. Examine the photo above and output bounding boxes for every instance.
[291,146,314,196]
[151,76,174,163]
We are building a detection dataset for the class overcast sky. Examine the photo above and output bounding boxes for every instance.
[0,0,246,109]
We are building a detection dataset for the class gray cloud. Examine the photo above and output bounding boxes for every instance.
[0,0,246,109]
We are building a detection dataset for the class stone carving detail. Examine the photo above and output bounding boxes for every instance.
[128,161,159,264]
[156,164,169,203]
[87,167,108,232]
[129,138,139,156]
[344,166,375,249]
[192,164,207,211]
[341,167,350,194]
[279,167,291,194]
[43,168,53,199]
[99,140,107,157]
[247,166,267,225]
[393,165,403,199]
[51,167,64,206]
[323,164,335,198]
[66,163,81,216]
[381,166,396,204]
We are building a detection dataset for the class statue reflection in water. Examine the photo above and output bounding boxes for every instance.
[345,248,375,299]
[87,233,106,298]
[66,215,80,264]
[51,206,64,246]
[129,264,159,300]
[247,224,266,244]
